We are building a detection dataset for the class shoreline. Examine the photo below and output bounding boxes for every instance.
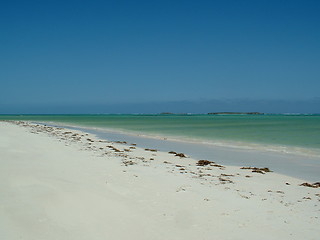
[32,121,320,182]
[36,120,320,158]
[1,114,319,157]
[1,120,319,239]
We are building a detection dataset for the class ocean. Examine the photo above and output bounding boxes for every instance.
[1,114,319,156]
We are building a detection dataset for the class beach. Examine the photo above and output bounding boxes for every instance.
[0,121,319,240]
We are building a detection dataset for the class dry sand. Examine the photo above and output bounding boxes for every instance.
[0,121,319,240]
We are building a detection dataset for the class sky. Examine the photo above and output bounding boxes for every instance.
[1,0,320,114]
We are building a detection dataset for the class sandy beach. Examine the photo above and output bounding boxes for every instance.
[0,121,319,240]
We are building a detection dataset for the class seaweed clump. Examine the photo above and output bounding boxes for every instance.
[240,167,272,174]
[168,151,187,158]
[300,182,320,188]
[197,160,214,166]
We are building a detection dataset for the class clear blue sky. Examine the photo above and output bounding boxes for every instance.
[1,0,320,113]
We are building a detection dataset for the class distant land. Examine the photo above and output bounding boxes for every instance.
[207,112,263,115]
[159,112,264,115]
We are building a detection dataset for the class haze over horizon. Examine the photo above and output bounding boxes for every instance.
[1,0,320,114]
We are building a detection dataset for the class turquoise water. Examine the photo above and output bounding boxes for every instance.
[1,114,320,155]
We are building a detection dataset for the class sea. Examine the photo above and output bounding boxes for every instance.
[1,114,320,181]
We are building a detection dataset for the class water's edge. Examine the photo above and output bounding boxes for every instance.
[40,120,320,157]
[38,121,320,182]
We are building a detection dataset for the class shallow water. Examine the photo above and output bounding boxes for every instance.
[1,114,320,156]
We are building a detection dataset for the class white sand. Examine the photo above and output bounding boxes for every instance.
[0,121,319,240]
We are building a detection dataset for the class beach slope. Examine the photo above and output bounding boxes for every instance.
[0,121,319,240]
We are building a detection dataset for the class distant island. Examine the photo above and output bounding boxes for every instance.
[160,112,189,115]
[208,112,263,115]
[159,112,264,115]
